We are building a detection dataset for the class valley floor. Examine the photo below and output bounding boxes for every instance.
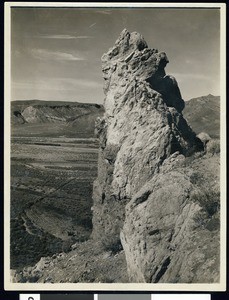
[10,137,99,270]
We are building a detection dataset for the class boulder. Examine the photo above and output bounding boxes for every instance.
[120,154,220,283]
[197,132,211,143]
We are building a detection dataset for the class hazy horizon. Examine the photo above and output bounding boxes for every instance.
[11,92,220,104]
[11,7,220,104]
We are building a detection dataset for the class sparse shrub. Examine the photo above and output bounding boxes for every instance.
[193,211,208,228]
[206,139,220,155]
[184,151,205,167]
[62,239,73,253]
[191,188,220,217]
[28,275,40,283]
[97,275,114,283]
[205,217,220,232]
[193,209,220,232]
[101,236,123,254]
[192,188,220,231]
[189,172,202,184]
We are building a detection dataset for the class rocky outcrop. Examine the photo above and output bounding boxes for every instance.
[91,29,220,283]
[120,153,220,283]
[92,29,203,241]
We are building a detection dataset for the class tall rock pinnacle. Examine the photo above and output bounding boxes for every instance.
[101,28,185,113]
[91,30,216,283]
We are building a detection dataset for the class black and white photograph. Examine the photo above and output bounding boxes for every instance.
[4,2,226,291]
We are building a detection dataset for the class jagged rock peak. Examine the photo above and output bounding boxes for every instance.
[101,29,184,113]
[102,29,149,62]
[92,30,204,247]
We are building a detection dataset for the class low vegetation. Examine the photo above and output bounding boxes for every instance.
[10,137,98,270]
[101,236,123,254]
[206,139,220,155]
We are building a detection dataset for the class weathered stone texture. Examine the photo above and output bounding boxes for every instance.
[92,29,219,283]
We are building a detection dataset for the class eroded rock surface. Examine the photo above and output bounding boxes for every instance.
[121,153,220,283]
[92,29,219,283]
[92,29,203,243]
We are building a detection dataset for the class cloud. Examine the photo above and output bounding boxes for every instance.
[12,79,69,91]
[13,77,103,92]
[185,59,193,64]
[58,78,103,89]
[12,80,61,91]
[89,23,97,28]
[95,10,112,15]
[12,77,104,102]
[30,49,85,61]
[38,34,93,39]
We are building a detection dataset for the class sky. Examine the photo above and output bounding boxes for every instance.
[11,6,221,104]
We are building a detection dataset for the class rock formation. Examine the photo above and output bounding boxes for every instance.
[92,29,219,283]
[120,152,220,283]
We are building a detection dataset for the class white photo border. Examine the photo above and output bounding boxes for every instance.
[4,1,227,292]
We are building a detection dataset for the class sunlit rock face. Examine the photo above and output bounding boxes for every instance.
[92,30,219,283]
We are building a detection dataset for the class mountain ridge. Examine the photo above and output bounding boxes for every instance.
[11,100,105,138]
[183,94,220,138]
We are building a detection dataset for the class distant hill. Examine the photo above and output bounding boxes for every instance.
[183,94,220,139]
[11,100,105,138]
